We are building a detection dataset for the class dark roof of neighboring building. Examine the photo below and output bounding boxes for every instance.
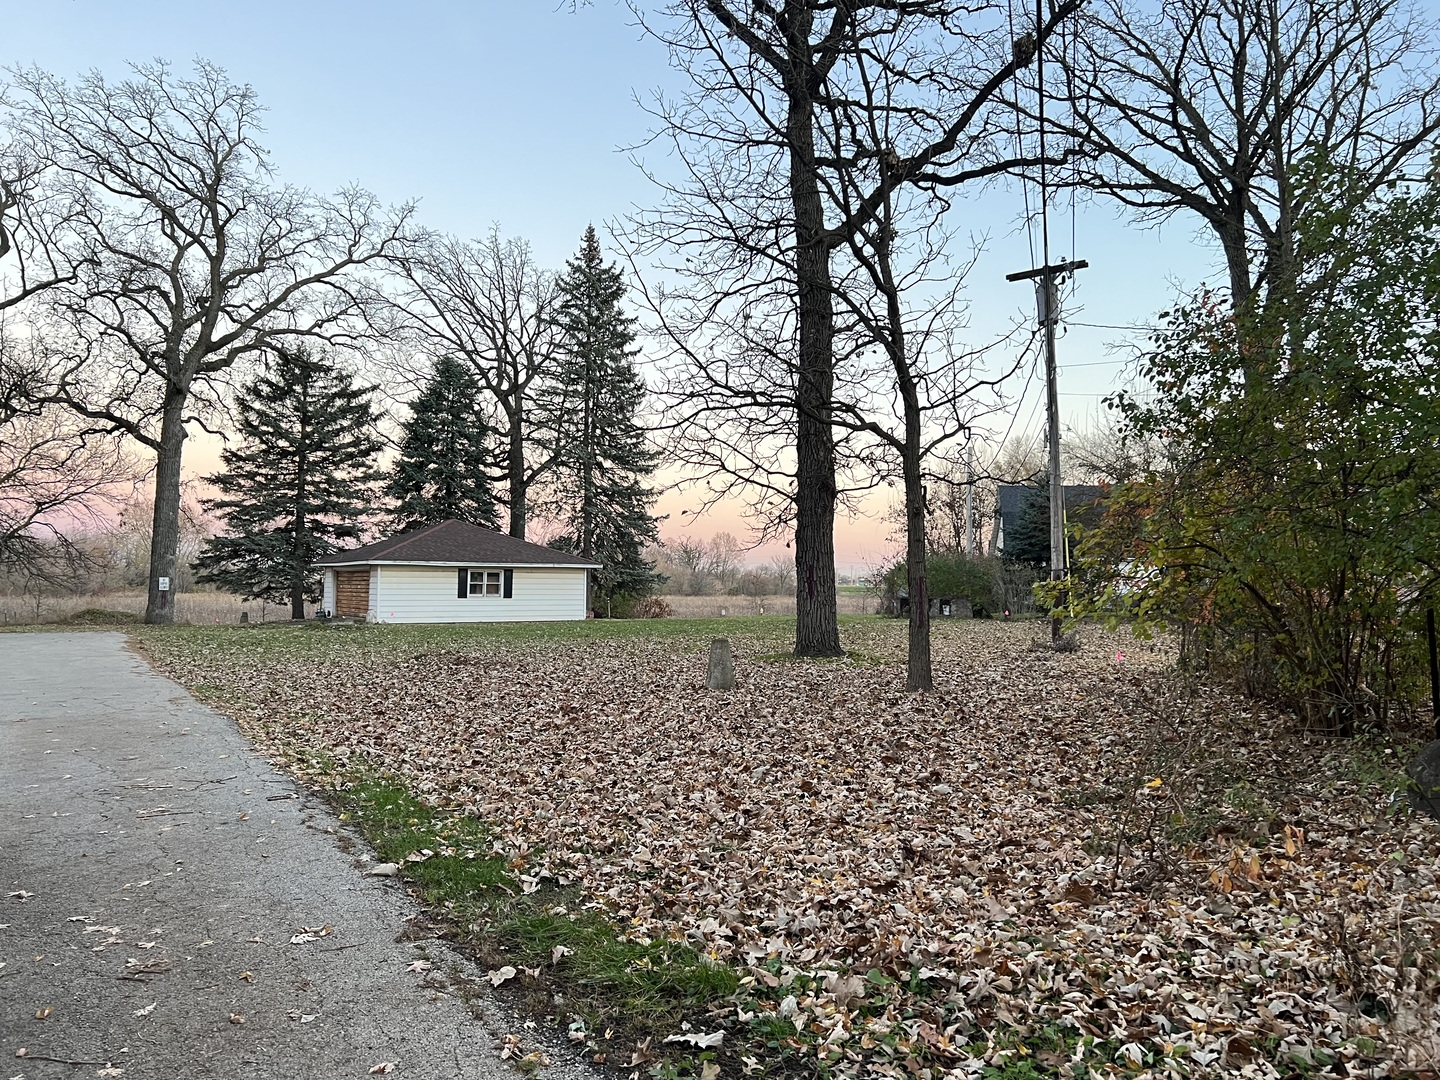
[995,484,1108,556]
[315,520,601,568]
[996,483,1106,521]
[996,483,1036,524]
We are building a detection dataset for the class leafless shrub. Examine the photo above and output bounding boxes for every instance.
[631,596,673,619]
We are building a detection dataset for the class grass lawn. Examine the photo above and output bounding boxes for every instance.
[135,617,1440,1079]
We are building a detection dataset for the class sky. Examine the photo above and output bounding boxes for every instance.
[5,1,1218,572]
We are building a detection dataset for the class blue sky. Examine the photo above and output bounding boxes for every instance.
[7,1,1216,565]
[5,2,667,266]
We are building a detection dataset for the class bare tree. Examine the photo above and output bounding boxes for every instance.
[0,142,84,313]
[656,536,713,594]
[1,60,418,623]
[705,530,746,592]
[764,549,796,591]
[384,229,561,540]
[0,348,135,585]
[1063,410,1163,485]
[628,0,1079,682]
[1054,0,1440,317]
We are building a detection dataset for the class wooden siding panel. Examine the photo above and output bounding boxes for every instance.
[335,569,371,618]
[371,564,586,623]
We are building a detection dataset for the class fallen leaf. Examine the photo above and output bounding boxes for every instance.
[229,1013,244,1025]
[663,1031,724,1048]
[405,960,432,973]
[133,1002,157,1018]
[368,863,400,877]
[368,1064,395,1075]
[140,620,1440,1078]
[487,965,516,987]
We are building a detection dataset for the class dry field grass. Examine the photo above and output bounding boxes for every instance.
[0,590,310,626]
[138,618,1440,1078]
[660,593,879,618]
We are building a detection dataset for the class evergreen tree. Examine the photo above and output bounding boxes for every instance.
[387,356,499,531]
[549,226,663,605]
[1005,482,1052,571]
[195,347,382,618]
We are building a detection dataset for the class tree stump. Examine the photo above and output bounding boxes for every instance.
[706,638,735,691]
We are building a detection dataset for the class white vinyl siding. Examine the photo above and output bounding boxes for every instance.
[370,564,587,623]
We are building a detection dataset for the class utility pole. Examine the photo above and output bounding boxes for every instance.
[1007,0,1086,647]
[1008,260,1087,643]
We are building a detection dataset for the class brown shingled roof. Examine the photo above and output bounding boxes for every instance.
[315,520,600,568]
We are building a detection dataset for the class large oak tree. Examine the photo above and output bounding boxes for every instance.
[2,60,417,622]
[628,0,1080,678]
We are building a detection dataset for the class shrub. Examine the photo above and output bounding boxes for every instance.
[632,596,673,619]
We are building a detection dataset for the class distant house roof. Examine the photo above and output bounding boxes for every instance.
[996,483,1035,526]
[315,520,601,568]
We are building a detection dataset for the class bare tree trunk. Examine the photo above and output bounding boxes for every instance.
[581,353,594,561]
[144,398,186,625]
[787,19,841,659]
[291,406,309,620]
[507,414,528,540]
[903,437,932,692]
[290,510,307,620]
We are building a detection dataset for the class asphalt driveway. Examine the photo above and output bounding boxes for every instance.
[0,631,582,1080]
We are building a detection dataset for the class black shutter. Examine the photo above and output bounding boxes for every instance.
[502,568,513,598]
[457,568,469,598]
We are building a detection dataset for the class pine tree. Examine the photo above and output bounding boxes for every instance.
[195,347,382,618]
[549,226,663,605]
[387,356,499,531]
[1005,482,1052,571]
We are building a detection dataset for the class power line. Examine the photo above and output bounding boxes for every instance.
[1066,320,1168,332]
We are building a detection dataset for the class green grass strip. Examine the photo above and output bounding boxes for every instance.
[335,775,738,1050]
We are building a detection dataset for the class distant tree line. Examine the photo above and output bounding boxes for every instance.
[649,532,796,598]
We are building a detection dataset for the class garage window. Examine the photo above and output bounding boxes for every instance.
[469,569,502,596]
[457,568,514,598]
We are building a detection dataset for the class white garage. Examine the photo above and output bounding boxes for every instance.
[316,519,599,624]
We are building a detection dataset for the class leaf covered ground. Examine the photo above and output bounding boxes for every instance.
[138,618,1440,1079]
